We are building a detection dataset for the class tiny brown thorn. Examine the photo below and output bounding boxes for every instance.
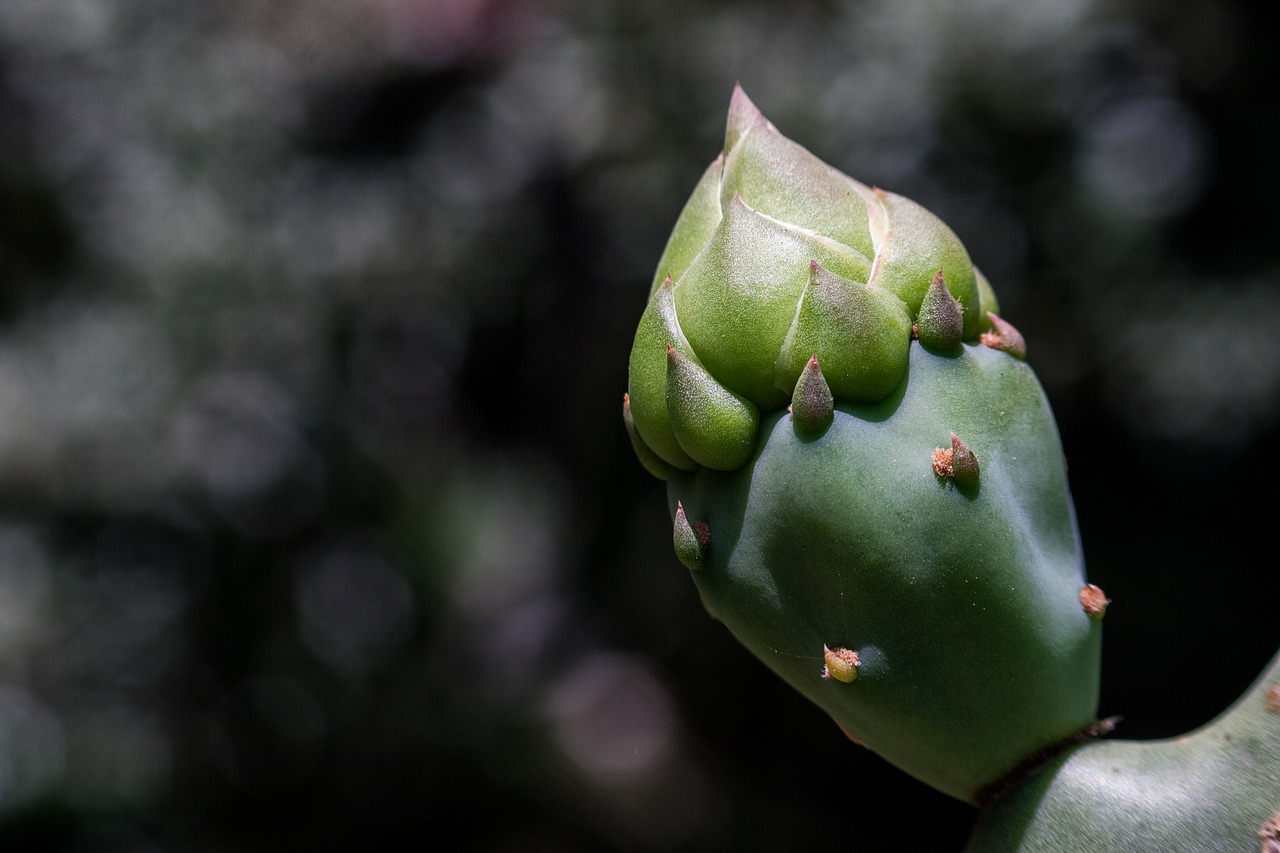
[949,433,980,488]
[1265,685,1280,713]
[916,268,963,351]
[933,434,978,487]
[1079,584,1110,620]
[1258,813,1280,852]
[673,501,709,571]
[822,645,860,683]
[980,312,1027,359]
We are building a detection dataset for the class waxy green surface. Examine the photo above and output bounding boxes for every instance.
[667,342,1101,801]
[967,648,1280,851]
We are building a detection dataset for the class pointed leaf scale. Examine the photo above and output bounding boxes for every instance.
[916,269,964,353]
[862,188,982,339]
[623,393,670,480]
[980,312,1027,360]
[950,432,980,489]
[665,345,760,471]
[776,260,912,402]
[673,501,708,570]
[791,355,834,434]
[649,154,724,298]
[675,196,872,409]
[626,276,699,470]
[721,91,876,260]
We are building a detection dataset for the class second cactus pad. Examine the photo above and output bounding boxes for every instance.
[624,87,1104,803]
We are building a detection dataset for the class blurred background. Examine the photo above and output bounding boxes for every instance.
[0,0,1277,849]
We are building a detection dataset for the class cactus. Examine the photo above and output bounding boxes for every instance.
[966,647,1280,852]
[623,86,1279,846]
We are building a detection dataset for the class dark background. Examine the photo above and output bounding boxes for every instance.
[0,0,1276,850]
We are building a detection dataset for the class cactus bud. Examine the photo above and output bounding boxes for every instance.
[624,87,1102,802]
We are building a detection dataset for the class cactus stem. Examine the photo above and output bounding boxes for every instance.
[1079,584,1110,620]
[822,645,860,683]
[791,355,834,434]
[979,312,1027,360]
[673,501,710,570]
[1264,686,1280,713]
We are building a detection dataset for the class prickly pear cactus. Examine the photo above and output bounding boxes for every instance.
[966,648,1280,852]
[622,86,1105,803]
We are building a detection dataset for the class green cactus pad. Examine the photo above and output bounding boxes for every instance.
[967,647,1280,852]
[666,342,1101,801]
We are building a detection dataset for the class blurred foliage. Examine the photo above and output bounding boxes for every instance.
[0,0,1276,850]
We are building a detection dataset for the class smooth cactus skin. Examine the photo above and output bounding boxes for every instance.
[966,647,1280,852]
[625,88,1103,803]
[668,342,1100,801]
